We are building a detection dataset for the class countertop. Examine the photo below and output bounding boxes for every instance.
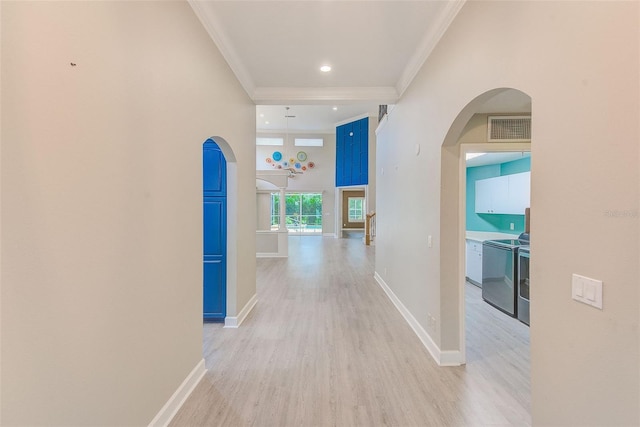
[465,230,520,243]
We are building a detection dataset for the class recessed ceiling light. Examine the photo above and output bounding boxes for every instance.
[320,65,331,73]
[265,121,270,125]
[259,113,264,118]
[332,106,338,111]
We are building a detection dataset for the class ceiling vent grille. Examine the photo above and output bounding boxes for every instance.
[488,115,531,142]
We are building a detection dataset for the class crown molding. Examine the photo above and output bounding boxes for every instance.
[396,0,467,97]
[252,86,399,105]
[188,0,256,98]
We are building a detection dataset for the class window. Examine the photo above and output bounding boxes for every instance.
[270,193,280,230]
[256,137,284,146]
[294,138,323,147]
[271,192,322,233]
[348,197,364,222]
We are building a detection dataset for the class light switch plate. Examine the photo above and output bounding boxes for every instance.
[572,274,603,309]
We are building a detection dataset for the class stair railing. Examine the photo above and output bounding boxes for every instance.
[365,212,376,246]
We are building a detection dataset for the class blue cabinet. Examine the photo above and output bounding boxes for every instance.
[336,117,368,187]
[203,140,226,321]
[203,142,226,196]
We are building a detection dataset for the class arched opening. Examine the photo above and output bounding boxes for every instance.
[439,88,532,367]
[202,137,238,326]
[255,176,289,258]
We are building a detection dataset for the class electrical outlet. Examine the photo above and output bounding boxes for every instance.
[426,314,437,332]
[510,223,515,230]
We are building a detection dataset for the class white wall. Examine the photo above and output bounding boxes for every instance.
[1,2,255,425]
[376,1,639,425]
[257,133,336,234]
[0,2,3,422]
[256,191,273,230]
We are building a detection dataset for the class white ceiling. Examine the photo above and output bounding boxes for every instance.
[466,152,531,168]
[188,1,531,133]
[188,0,465,104]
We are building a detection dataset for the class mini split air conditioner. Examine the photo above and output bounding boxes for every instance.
[487,115,531,142]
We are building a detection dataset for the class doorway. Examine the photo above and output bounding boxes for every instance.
[342,189,365,230]
[338,187,366,239]
[281,192,323,234]
[462,147,531,365]
[439,88,532,366]
[203,139,227,321]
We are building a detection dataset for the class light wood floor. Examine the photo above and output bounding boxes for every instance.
[171,236,530,426]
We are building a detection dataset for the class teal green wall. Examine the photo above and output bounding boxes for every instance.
[500,156,531,175]
[466,157,530,233]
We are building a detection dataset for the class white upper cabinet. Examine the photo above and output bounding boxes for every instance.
[507,171,531,214]
[475,175,508,213]
[475,171,530,215]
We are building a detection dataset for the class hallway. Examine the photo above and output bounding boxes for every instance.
[171,236,530,426]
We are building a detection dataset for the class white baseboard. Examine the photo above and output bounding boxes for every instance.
[256,252,288,258]
[373,272,463,367]
[148,358,206,427]
[440,350,464,366]
[224,293,257,328]
[322,233,337,238]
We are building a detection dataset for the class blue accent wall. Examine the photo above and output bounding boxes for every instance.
[466,157,530,234]
[336,117,369,187]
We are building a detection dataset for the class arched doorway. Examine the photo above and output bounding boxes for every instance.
[439,88,532,364]
[202,137,238,325]
[203,139,227,321]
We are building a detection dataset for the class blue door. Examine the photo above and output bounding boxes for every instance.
[203,139,226,321]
